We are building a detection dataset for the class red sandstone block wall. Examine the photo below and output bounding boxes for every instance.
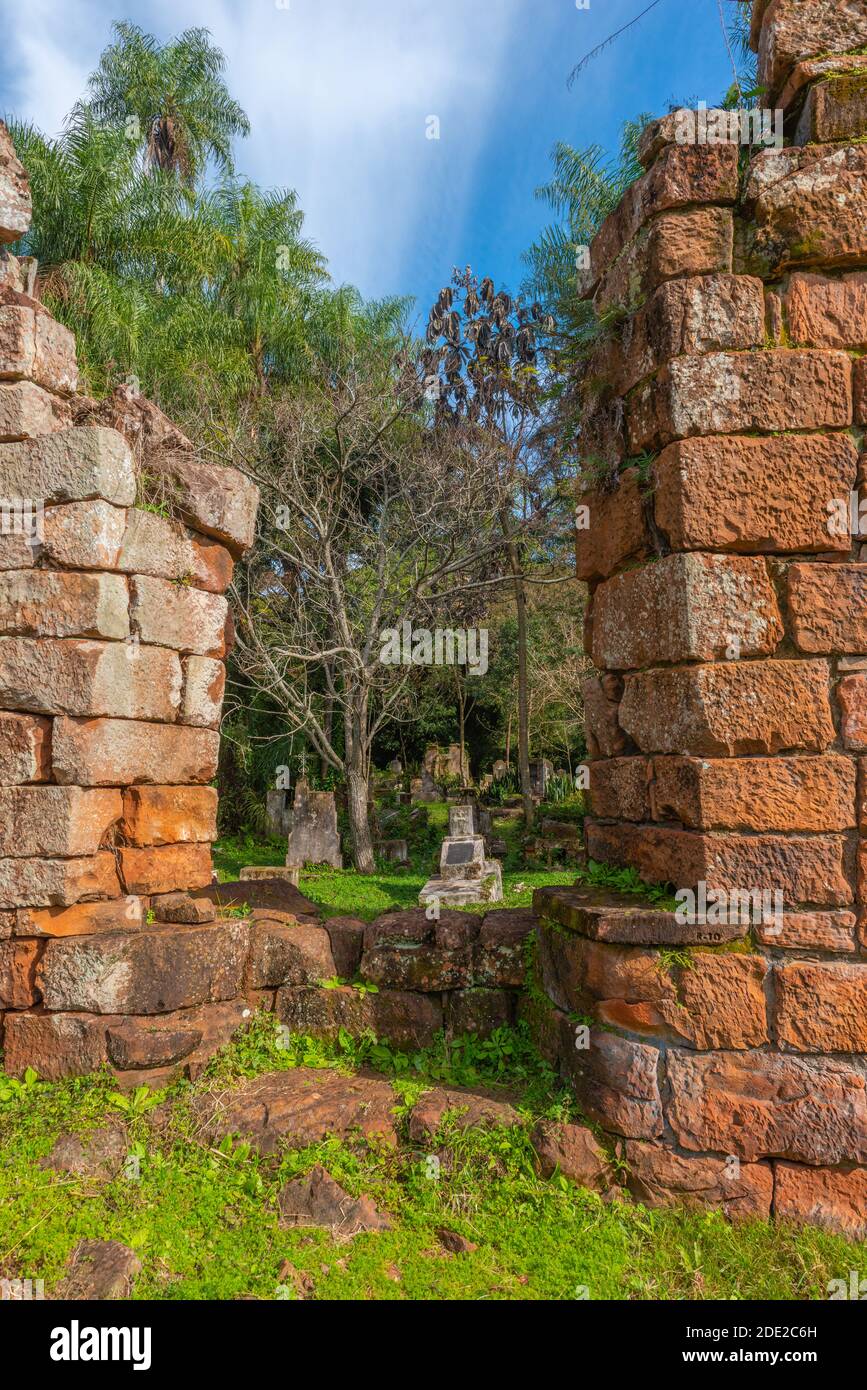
[533,0,867,1238]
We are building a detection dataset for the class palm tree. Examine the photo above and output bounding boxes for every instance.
[83,22,250,183]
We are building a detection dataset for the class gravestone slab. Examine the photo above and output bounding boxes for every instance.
[285,779,342,870]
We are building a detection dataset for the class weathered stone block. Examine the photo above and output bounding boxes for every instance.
[275,983,442,1049]
[650,754,856,832]
[0,711,50,783]
[179,655,225,728]
[104,1000,248,1070]
[785,270,867,348]
[0,381,71,441]
[582,675,628,759]
[0,938,41,1007]
[142,453,259,556]
[628,349,852,453]
[586,821,852,905]
[0,569,129,640]
[0,786,121,858]
[756,910,857,952]
[620,660,835,756]
[0,851,119,909]
[595,274,764,398]
[52,717,220,786]
[246,921,335,988]
[0,637,180,720]
[626,1140,773,1221]
[565,1028,663,1140]
[775,961,867,1053]
[2,1011,108,1080]
[361,935,472,991]
[589,757,650,821]
[575,467,648,582]
[121,786,218,846]
[0,120,32,243]
[15,897,143,937]
[129,574,227,658]
[789,563,867,653]
[37,920,249,1014]
[594,206,733,315]
[118,843,213,896]
[0,427,135,508]
[321,915,365,979]
[653,432,857,554]
[590,553,782,670]
[0,299,77,393]
[667,1050,867,1164]
[472,908,534,987]
[587,144,739,291]
[748,144,867,273]
[445,987,514,1038]
[757,0,867,99]
[774,1162,867,1242]
[535,883,745,946]
[116,508,234,593]
[41,500,127,570]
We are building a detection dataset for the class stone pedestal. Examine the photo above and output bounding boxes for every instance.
[419,805,503,906]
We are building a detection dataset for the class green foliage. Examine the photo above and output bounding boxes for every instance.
[577,859,678,910]
[1,1014,863,1301]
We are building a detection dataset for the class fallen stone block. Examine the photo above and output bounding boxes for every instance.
[54,1240,141,1301]
[532,1119,615,1191]
[277,1165,392,1235]
[195,1066,398,1153]
[408,1085,522,1141]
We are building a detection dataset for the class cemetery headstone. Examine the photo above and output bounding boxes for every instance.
[285,778,343,869]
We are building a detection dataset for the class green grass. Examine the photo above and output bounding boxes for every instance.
[0,1015,862,1302]
[213,802,578,921]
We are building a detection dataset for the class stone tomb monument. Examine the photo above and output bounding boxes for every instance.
[285,779,343,870]
[418,802,503,907]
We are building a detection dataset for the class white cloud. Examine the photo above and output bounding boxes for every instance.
[2,0,524,300]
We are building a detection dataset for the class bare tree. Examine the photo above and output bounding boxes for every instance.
[423,268,570,828]
[228,351,508,871]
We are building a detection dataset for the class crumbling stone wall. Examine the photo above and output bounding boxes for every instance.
[534,0,867,1239]
[0,120,262,1079]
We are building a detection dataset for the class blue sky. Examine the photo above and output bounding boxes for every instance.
[0,0,737,325]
